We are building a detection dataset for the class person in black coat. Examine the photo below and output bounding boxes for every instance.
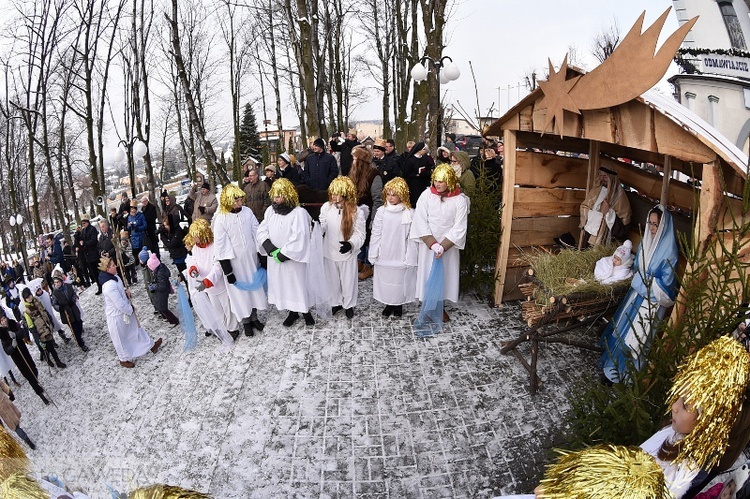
[277,152,301,185]
[140,196,160,258]
[158,216,188,273]
[46,234,64,268]
[329,129,360,176]
[301,138,338,191]
[50,275,89,351]
[97,220,117,260]
[78,218,101,293]
[0,311,48,405]
[145,253,179,326]
[117,192,131,230]
[401,142,435,208]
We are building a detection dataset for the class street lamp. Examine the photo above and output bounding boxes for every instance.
[8,213,24,261]
[115,137,148,199]
[411,55,461,145]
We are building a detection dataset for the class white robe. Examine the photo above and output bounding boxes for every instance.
[640,426,700,498]
[185,249,238,333]
[410,189,470,303]
[369,204,418,305]
[319,202,366,309]
[212,207,268,320]
[102,275,155,362]
[257,206,313,313]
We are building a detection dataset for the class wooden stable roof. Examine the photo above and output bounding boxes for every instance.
[486,85,747,184]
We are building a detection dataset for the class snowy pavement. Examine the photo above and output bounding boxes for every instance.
[17,276,601,498]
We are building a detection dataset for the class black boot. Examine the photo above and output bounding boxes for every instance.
[332,306,343,316]
[39,393,50,406]
[58,330,71,344]
[243,321,255,337]
[283,312,299,327]
[249,309,264,331]
[303,312,315,326]
[382,305,393,317]
[51,350,66,369]
[393,305,403,317]
[228,330,240,341]
[345,308,354,319]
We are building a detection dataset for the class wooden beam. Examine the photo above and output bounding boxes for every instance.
[495,129,518,305]
[697,159,724,250]
[580,140,600,249]
[660,155,672,207]
[510,216,581,246]
[514,151,588,189]
[513,188,586,217]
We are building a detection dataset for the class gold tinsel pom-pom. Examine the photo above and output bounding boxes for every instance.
[129,483,212,499]
[219,183,246,213]
[431,163,459,191]
[666,335,750,470]
[0,427,29,482]
[184,219,214,249]
[268,179,299,207]
[382,177,411,209]
[328,176,357,204]
[538,445,670,499]
[0,472,48,499]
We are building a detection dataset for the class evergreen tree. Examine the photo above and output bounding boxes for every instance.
[239,103,262,160]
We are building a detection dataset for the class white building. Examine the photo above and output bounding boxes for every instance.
[671,0,750,152]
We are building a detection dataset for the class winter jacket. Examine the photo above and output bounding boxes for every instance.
[158,226,188,262]
[49,235,65,265]
[23,297,54,342]
[80,224,100,263]
[151,263,171,312]
[98,229,117,260]
[242,179,271,222]
[302,151,338,191]
[126,212,148,250]
[278,165,301,185]
[330,137,360,176]
[164,194,188,229]
[50,283,81,325]
[191,190,218,223]
[0,380,20,431]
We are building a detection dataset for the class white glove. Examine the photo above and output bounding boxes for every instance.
[430,243,445,256]
[123,314,130,325]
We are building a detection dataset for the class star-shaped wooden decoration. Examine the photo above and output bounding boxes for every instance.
[537,55,581,137]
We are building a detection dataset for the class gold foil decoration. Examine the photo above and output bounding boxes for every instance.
[98,255,112,272]
[184,219,214,249]
[666,336,750,470]
[538,445,670,498]
[219,183,246,213]
[328,176,357,203]
[268,178,299,206]
[0,427,28,482]
[129,484,212,499]
[431,163,459,191]
[382,177,411,209]
[0,472,48,499]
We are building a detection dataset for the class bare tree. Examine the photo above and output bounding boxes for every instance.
[592,21,620,63]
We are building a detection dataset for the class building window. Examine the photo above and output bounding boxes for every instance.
[717,1,747,49]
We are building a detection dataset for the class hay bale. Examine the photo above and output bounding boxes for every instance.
[523,244,632,306]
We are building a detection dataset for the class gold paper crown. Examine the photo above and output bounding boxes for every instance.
[431,163,459,191]
[184,219,214,249]
[382,177,411,209]
[538,445,670,499]
[667,336,750,469]
[98,256,112,272]
[219,183,246,213]
[328,176,357,203]
[268,178,299,206]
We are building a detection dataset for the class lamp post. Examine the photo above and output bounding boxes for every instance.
[115,137,148,199]
[410,55,461,147]
[8,213,24,262]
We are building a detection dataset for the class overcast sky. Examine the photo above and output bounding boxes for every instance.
[363,0,681,124]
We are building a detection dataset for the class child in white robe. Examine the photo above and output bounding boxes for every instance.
[369,177,418,317]
[594,240,634,285]
[319,176,366,319]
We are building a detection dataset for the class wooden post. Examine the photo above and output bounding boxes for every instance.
[494,129,518,306]
[578,140,600,249]
[660,155,672,207]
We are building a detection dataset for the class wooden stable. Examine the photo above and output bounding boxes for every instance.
[486,77,748,306]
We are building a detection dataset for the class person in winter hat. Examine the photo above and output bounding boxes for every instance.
[146,253,179,326]
[594,240,634,285]
[50,275,89,352]
[302,138,338,191]
[139,247,158,310]
[21,287,66,369]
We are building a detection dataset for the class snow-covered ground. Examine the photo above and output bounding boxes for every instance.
[16,270,600,498]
